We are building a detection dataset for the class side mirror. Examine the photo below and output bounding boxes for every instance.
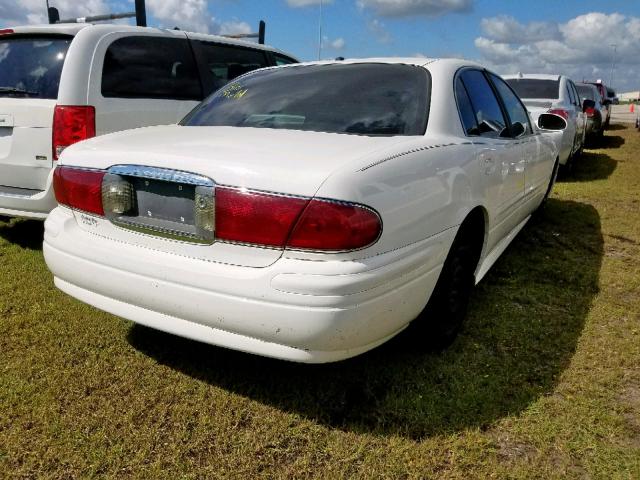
[582,99,596,112]
[537,113,567,131]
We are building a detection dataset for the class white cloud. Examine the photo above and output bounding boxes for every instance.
[476,12,640,91]
[357,0,472,18]
[218,20,252,36]
[367,18,392,43]
[480,15,560,43]
[0,0,111,25]
[330,37,345,49]
[146,0,211,33]
[286,0,334,6]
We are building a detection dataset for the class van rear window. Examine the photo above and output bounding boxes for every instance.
[102,36,202,100]
[0,35,72,100]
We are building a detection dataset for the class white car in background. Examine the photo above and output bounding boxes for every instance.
[503,73,587,170]
[0,23,296,220]
[44,59,566,363]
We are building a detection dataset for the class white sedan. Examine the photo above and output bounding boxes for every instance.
[44,58,565,363]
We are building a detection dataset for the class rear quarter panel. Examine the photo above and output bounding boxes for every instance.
[283,136,481,263]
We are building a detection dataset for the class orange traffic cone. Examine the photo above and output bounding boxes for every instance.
[631,103,635,113]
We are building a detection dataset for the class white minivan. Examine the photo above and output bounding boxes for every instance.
[0,23,297,219]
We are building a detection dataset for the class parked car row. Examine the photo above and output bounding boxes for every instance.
[3,22,570,363]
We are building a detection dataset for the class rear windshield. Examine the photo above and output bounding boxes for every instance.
[0,35,72,99]
[576,84,596,101]
[183,63,430,136]
[504,78,560,100]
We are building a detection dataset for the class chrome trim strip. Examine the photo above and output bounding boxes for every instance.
[108,165,215,187]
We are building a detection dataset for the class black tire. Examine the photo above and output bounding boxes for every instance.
[414,230,478,350]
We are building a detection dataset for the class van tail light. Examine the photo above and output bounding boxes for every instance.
[0,29,14,36]
[52,105,96,160]
[548,108,569,120]
[53,166,105,216]
[215,187,381,251]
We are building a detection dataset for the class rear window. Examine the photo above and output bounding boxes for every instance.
[192,41,271,96]
[504,78,560,100]
[183,63,430,136]
[576,85,596,101]
[0,35,72,100]
[102,36,202,100]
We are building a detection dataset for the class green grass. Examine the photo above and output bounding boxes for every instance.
[1,126,639,479]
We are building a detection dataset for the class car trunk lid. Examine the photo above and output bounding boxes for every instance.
[59,125,412,267]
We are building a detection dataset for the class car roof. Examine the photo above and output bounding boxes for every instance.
[502,73,562,81]
[6,23,289,55]
[274,57,484,71]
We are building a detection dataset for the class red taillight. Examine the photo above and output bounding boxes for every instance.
[53,166,105,216]
[548,108,569,120]
[0,29,14,36]
[288,200,381,251]
[215,187,381,251]
[215,188,309,247]
[52,105,96,160]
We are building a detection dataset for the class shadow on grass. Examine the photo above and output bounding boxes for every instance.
[0,219,44,250]
[597,134,625,149]
[559,151,617,183]
[128,199,603,439]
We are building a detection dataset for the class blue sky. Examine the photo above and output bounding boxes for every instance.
[2,0,639,90]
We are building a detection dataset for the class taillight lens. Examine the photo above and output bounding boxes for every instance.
[288,199,381,251]
[548,108,569,120]
[215,187,381,251]
[52,105,96,160]
[215,188,309,247]
[0,29,14,36]
[53,166,105,216]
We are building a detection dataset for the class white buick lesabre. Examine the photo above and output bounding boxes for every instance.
[44,58,565,363]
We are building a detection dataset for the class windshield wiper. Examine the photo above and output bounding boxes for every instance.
[0,87,39,97]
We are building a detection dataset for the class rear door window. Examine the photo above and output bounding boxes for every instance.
[455,77,478,135]
[459,69,508,137]
[192,41,271,96]
[0,35,72,99]
[102,36,202,100]
[489,73,532,135]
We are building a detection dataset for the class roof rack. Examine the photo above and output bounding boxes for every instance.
[48,0,266,44]
[48,0,147,26]
[221,21,266,45]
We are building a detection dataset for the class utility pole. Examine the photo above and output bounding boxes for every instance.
[609,43,617,88]
[318,0,323,60]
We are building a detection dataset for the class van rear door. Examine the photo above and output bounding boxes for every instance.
[0,34,72,192]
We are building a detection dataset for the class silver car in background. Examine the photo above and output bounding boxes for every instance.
[503,74,587,170]
[576,83,606,145]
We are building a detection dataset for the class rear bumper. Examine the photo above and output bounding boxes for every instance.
[43,207,450,363]
[0,174,56,220]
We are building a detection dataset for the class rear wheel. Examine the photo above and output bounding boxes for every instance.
[414,226,479,350]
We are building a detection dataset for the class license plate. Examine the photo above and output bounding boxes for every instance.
[102,166,215,244]
[133,178,196,226]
